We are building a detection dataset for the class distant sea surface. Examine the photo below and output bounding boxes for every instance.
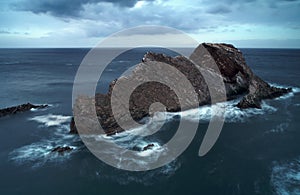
[0,48,300,195]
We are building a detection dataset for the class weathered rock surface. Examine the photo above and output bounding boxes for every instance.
[236,77,292,109]
[71,43,291,135]
[0,103,48,117]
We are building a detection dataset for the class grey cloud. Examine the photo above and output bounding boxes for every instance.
[0,30,28,35]
[79,2,208,37]
[206,5,232,14]
[12,0,151,17]
[6,0,300,41]
[0,30,11,34]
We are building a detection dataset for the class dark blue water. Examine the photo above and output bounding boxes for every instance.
[0,48,299,195]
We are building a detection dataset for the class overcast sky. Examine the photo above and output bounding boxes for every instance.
[0,0,299,48]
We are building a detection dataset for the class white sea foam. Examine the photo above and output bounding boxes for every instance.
[164,82,299,123]
[29,104,53,112]
[29,114,71,127]
[137,142,164,157]
[269,83,300,100]
[10,114,79,168]
[9,139,78,168]
[85,123,171,171]
[165,100,277,123]
[271,157,300,195]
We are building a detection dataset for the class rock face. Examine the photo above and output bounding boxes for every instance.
[199,43,292,108]
[236,78,292,109]
[71,43,291,135]
[0,103,48,117]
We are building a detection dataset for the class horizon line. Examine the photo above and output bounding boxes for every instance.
[0,46,300,49]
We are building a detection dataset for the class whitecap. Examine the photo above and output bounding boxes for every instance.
[166,100,277,123]
[9,140,77,168]
[29,114,71,127]
[28,103,53,112]
[268,83,300,100]
[10,114,80,168]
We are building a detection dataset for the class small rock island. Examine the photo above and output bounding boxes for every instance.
[0,103,47,118]
[70,43,291,135]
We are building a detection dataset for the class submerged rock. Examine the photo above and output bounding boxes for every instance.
[72,43,291,135]
[51,146,73,154]
[142,143,155,151]
[0,103,47,117]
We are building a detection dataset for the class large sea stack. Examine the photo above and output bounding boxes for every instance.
[71,43,292,135]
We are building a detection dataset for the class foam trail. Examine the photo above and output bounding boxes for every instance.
[165,100,277,123]
[29,114,71,127]
[268,83,300,100]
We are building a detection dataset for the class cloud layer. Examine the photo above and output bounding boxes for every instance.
[0,0,299,47]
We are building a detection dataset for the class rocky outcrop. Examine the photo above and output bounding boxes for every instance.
[199,43,292,108]
[0,103,48,117]
[69,117,77,134]
[142,143,155,151]
[51,146,73,154]
[71,43,291,135]
[236,76,292,108]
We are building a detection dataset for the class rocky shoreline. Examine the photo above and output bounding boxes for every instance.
[0,103,48,118]
[71,43,292,135]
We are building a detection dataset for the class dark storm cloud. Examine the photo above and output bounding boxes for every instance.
[12,0,152,17]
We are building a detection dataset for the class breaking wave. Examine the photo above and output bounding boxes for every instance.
[28,114,71,127]
[270,83,300,100]
[164,100,277,123]
[164,83,299,123]
[10,114,80,168]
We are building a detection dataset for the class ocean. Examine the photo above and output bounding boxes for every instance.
[0,48,299,195]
